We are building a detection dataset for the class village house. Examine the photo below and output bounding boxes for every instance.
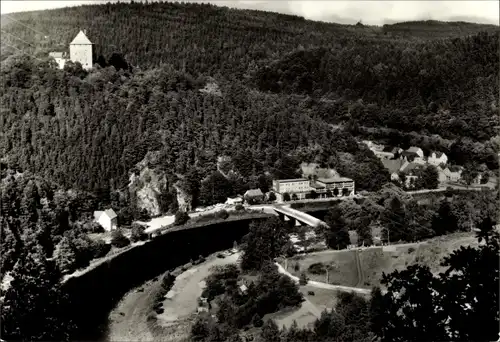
[225,196,243,205]
[428,151,448,166]
[243,189,264,204]
[49,30,93,70]
[400,163,425,188]
[93,209,118,231]
[437,165,462,184]
[401,146,425,163]
[381,159,406,180]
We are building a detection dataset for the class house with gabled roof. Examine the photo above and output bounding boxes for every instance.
[244,189,264,204]
[381,159,405,180]
[428,151,448,166]
[94,209,118,231]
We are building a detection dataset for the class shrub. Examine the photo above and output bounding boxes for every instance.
[251,313,263,327]
[235,204,244,211]
[217,253,225,259]
[307,291,315,296]
[130,223,147,242]
[408,247,415,254]
[174,210,190,225]
[293,263,300,272]
[198,254,206,263]
[155,307,164,314]
[308,262,326,275]
[91,239,111,259]
[299,272,308,285]
[110,229,130,248]
[217,209,229,220]
[268,192,277,202]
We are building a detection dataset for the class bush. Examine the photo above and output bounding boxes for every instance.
[251,313,263,327]
[235,204,244,211]
[307,291,315,296]
[308,262,326,275]
[217,209,229,220]
[293,263,300,272]
[408,247,415,254]
[174,210,190,225]
[268,192,277,202]
[91,239,111,259]
[299,272,308,285]
[130,223,147,242]
[110,229,130,248]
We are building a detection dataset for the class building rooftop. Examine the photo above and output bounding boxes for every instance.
[49,52,65,58]
[407,146,422,153]
[70,30,92,45]
[244,189,264,197]
[309,182,326,189]
[432,151,445,158]
[275,178,308,183]
[381,159,404,174]
[104,208,117,219]
[317,177,353,184]
[402,163,424,174]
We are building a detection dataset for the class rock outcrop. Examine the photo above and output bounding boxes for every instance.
[128,151,170,217]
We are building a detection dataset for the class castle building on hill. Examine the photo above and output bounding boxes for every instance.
[49,30,93,70]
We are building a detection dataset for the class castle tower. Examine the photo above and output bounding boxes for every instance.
[70,30,93,70]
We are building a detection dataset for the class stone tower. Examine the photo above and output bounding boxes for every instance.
[70,30,93,70]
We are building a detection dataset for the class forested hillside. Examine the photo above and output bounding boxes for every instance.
[0,1,498,204]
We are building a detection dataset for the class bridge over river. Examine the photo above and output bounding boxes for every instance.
[274,205,328,229]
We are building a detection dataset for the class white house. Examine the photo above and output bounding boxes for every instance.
[225,197,243,205]
[407,146,424,158]
[48,52,67,69]
[94,209,118,231]
[428,151,448,166]
[437,166,462,183]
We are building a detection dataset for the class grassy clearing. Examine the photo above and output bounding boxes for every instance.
[286,250,359,287]
[284,232,479,290]
[299,285,338,313]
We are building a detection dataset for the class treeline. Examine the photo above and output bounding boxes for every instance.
[320,184,498,249]
[0,55,389,209]
[255,31,499,141]
[1,2,498,144]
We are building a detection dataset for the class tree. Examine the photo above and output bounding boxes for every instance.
[324,208,350,250]
[309,190,318,199]
[216,209,229,220]
[333,188,339,197]
[268,192,277,202]
[130,223,146,242]
[418,165,439,189]
[1,249,75,341]
[110,229,130,248]
[54,236,78,274]
[356,216,373,246]
[432,199,458,236]
[291,193,298,201]
[283,192,291,202]
[380,197,406,243]
[251,313,263,327]
[462,163,478,186]
[260,319,281,342]
[372,225,499,342]
[241,217,290,271]
[174,210,190,226]
[342,187,350,196]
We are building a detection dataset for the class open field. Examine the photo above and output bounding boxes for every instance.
[284,232,479,289]
[286,250,359,287]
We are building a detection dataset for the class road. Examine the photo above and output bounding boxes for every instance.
[275,262,371,295]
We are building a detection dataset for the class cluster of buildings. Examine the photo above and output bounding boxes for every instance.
[271,163,355,202]
[49,30,93,70]
[362,140,480,187]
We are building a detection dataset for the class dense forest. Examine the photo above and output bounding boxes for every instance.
[0,3,499,340]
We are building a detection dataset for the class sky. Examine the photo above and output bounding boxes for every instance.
[0,0,498,26]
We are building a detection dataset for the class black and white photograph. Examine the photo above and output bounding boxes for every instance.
[0,0,499,341]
